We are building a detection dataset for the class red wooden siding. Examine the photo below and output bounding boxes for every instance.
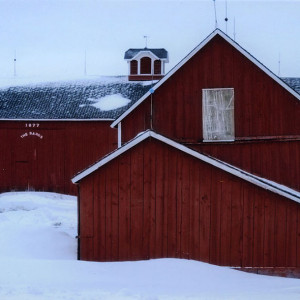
[78,138,300,266]
[191,140,300,191]
[121,100,151,144]
[0,121,117,195]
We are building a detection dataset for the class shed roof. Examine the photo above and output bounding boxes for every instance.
[0,77,152,120]
[72,130,300,204]
[112,29,300,128]
[124,48,168,60]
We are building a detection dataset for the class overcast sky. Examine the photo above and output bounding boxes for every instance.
[0,0,300,83]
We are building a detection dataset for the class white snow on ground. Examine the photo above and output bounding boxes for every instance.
[88,94,131,111]
[0,192,300,300]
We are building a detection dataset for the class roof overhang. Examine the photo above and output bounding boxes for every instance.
[125,50,169,62]
[72,130,300,204]
[112,28,300,128]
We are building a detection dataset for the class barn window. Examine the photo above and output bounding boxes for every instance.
[154,60,161,74]
[130,60,138,74]
[202,88,234,141]
[140,57,151,74]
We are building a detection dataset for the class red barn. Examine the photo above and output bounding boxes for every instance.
[73,29,300,276]
[0,78,151,195]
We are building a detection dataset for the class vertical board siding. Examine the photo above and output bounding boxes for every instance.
[79,138,300,267]
[166,146,177,257]
[297,207,300,267]
[111,160,120,261]
[242,184,254,267]
[230,178,243,266]
[209,169,222,265]
[198,163,211,263]
[263,194,275,267]
[192,141,300,192]
[181,154,191,259]
[189,157,200,260]
[130,145,144,260]
[252,188,265,267]
[286,202,298,267]
[142,142,152,259]
[275,198,287,267]
[118,155,131,261]
[220,176,232,266]
[0,121,117,195]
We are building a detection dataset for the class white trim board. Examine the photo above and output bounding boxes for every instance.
[111,29,300,128]
[127,50,160,61]
[125,50,169,63]
[72,130,300,204]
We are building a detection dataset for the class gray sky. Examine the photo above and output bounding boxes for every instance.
[0,0,300,82]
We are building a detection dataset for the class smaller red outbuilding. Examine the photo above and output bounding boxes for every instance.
[73,131,300,272]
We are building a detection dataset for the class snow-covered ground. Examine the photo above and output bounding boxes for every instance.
[0,192,300,300]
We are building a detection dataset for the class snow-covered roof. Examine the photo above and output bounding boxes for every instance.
[72,130,300,204]
[112,29,300,128]
[282,77,300,94]
[124,48,168,60]
[0,76,152,120]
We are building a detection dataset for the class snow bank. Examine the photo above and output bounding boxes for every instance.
[0,192,76,260]
[88,94,131,111]
[0,191,300,300]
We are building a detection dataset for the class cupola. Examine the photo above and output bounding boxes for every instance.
[124,48,169,81]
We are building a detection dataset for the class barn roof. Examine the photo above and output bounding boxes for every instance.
[282,77,300,94]
[72,130,300,204]
[124,48,168,60]
[0,77,152,120]
[112,29,300,128]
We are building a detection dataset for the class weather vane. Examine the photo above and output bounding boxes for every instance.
[143,35,149,48]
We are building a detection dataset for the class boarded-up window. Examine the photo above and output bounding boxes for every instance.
[202,88,234,141]
[140,57,151,74]
[154,60,161,74]
[130,60,138,74]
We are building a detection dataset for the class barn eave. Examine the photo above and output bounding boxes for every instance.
[72,130,300,204]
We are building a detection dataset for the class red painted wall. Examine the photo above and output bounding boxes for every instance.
[78,138,300,267]
[120,34,300,190]
[0,121,117,195]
